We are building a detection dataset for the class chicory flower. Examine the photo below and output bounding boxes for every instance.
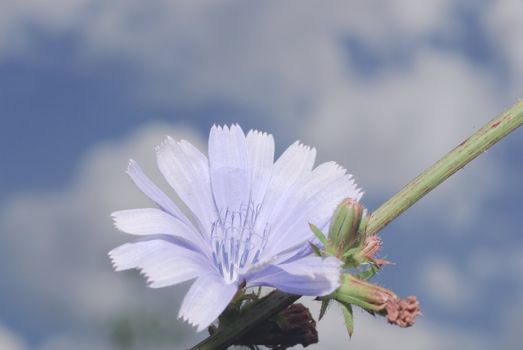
[109,125,362,331]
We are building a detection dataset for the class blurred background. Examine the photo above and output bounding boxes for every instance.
[0,1,522,349]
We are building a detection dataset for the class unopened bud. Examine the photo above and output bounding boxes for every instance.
[327,198,365,258]
[333,274,395,312]
[332,274,421,327]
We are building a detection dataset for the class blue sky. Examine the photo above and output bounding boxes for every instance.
[0,1,522,349]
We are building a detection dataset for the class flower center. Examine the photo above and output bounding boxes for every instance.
[210,202,270,283]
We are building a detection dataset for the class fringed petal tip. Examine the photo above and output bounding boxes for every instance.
[341,173,364,202]
[110,210,139,234]
[247,128,274,140]
[342,172,364,200]
[177,313,211,333]
[108,244,140,272]
[110,211,125,232]
[178,274,239,333]
[210,124,246,141]
[126,158,136,172]
[211,123,243,130]
[291,140,317,158]
[312,160,364,202]
[154,135,185,156]
[108,245,146,274]
[107,250,122,271]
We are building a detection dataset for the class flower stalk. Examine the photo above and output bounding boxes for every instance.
[366,99,523,236]
[191,99,523,350]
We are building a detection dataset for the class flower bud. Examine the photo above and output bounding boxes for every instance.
[332,273,421,327]
[233,303,318,348]
[327,198,365,259]
[333,274,394,312]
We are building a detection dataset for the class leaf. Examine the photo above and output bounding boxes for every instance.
[309,223,327,245]
[319,299,330,320]
[340,302,354,337]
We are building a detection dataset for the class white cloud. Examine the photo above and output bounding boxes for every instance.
[419,256,474,308]
[467,248,523,288]
[23,0,505,231]
[419,248,523,325]
[305,298,490,350]
[301,48,504,232]
[38,334,112,350]
[0,0,89,57]
[0,2,513,223]
[0,324,26,350]
[0,123,206,348]
[1,1,522,348]
[0,118,507,349]
[484,0,523,94]
[0,0,456,118]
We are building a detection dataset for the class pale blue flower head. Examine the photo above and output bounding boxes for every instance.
[109,125,363,331]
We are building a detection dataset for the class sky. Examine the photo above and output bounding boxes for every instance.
[0,1,522,349]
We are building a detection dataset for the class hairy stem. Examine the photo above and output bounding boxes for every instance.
[366,99,523,235]
[190,99,523,350]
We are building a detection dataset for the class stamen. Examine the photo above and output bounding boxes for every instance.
[210,201,270,282]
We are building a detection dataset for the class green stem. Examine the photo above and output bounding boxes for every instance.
[366,99,523,235]
[190,99,523,350]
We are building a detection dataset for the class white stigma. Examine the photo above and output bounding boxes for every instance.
[210,202,269,283]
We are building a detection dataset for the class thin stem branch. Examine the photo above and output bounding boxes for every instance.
[366,99,523,235]
[190,99,523,350]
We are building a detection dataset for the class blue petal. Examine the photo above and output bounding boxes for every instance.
[156,137,217,236]
[126,159,194,228]
[109,238,210,288]
[245,256,341,296]
[179,273,238,332]
[262,162,360,259]
[246,130,274,206]
[208,125,250,213]
[253,141,316,240]
[111,208,209,255]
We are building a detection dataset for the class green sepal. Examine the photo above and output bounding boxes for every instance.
[358,212,369,237]
[309,241,322,257]
[340,302,354,337]
[319,299,330,321]
[333,293,382,313]
[309,223,327,245]
[342,247,361,259]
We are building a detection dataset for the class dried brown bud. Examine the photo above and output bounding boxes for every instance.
[235,303,318,349]
[361,235,381,258]
[360,235,390,266]
[333,274,421,329]
[385,296,421,328]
